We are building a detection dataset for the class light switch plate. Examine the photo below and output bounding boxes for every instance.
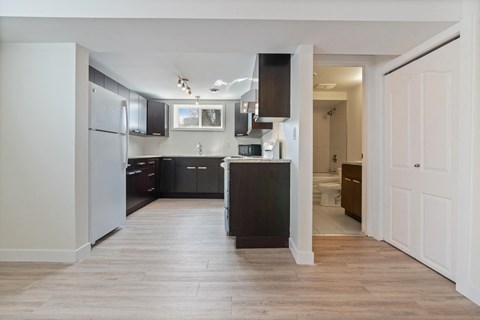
[293,127,297,141]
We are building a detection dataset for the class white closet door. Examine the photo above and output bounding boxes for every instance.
[385,39,459,280]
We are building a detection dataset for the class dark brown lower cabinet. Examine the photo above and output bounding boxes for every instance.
[175,166,197,193]
[341,164,362,222]
[159,157,175,194]
[174,157,222,195]
[126,158,157,215]
[128,156,225,215]
[229,162,290,249]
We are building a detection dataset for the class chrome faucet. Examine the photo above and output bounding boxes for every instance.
[196,142,203,156]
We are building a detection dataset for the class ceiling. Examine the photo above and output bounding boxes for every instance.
[0,16,458,100]
[313,100,345,109]
[313,67,362,92]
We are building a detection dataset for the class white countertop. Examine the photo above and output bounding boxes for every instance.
[128,154,231,159]
[343,161,362,166]
[128,155,291,163]
[224,157,291,164]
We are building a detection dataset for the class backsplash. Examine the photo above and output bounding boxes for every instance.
[130,100,261,157]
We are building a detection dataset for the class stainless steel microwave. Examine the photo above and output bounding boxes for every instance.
[238,144,262,156]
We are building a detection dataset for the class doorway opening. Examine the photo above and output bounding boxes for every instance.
[311,66,363,236]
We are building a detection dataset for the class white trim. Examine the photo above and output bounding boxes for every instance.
[457,283,480,307]
[313,55,380,239]
[455,0,479,307]
[0,243,91,263]
[75,243,91,262]
[289,238,314,265]
[380,23,461,75]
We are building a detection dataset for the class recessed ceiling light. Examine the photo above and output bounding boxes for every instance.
[209,88,219,93]
[314,83,337,90]
[214,80,227,87]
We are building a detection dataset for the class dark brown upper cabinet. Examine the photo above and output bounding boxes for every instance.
[256,54,291,122]
[147,100,169,137]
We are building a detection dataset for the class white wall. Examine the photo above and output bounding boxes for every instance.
[0,43,90,262]
[138,100,262,156]
[272,45,314,265]
[128,135,146,157]
[347,84,363,161]
[312,107,330,172]
[329,101,347,171]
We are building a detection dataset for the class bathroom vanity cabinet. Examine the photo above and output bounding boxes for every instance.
[341,164,362,222]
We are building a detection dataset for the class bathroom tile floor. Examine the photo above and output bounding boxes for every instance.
[313,191,362,236]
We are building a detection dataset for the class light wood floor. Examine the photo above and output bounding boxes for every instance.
[1,199,479,319]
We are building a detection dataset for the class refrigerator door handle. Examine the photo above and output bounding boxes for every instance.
[122,101,129,168]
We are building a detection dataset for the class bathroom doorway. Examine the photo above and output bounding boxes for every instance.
[312,66,363,235]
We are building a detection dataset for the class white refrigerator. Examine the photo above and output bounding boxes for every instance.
[89,82,128,244]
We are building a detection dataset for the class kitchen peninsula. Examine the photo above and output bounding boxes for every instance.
[223,157,291,249]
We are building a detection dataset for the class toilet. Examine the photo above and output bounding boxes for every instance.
[316,168,342,206]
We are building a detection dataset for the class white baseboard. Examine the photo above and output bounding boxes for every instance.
[0,243,91,263]
[457,282,480,307]
[75,243,91,262]
[289,238,314,265]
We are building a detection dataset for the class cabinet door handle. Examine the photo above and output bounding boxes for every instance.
[152,133,162,136]
[135,170,142,174]
[127,171,136,176]
[344,177,352,181]
[353,179,360,184]
[148,161,155,164]
[414,163,420,168]
[137,162,146,166]
[187,167,196,170]
[198,167,207,170]
[236,134,244,136]
[147,187,155,192]
[148,173,155,177]
[163,158,172,161]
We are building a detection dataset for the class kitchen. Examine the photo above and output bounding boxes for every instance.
[88,53,292,249]
[3,1,480,314]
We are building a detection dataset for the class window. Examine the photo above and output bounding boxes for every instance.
[172,104,225,131]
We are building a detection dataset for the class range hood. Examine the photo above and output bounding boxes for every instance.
[240,89,258,114]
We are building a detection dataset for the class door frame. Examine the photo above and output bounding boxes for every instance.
[313,55,378,237]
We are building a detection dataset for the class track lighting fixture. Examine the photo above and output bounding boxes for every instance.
[176,77,193,95]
